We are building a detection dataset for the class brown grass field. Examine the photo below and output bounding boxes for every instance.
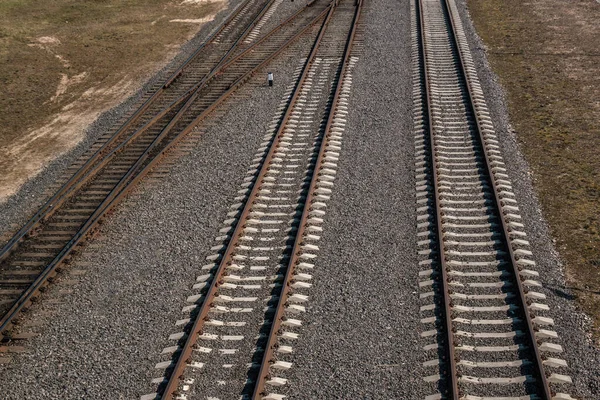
[467,0,600,341]
[0,0,225,200]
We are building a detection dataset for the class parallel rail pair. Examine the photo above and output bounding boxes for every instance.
[415,0,572,398]
[151,0,362,398]
[0,0,330,337]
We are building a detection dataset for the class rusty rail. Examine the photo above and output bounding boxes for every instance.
[0,0,272,264]
[417,0,552,397]
[155,7,335,400]
[0,1,331,337]
[39,0,325,225]
[251,0,362,397]
[416,0,459,396]
[439,0,552,397]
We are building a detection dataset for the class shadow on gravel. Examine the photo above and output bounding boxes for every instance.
[545,284,600,301]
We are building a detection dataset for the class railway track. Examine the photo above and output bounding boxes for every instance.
[413,0,575,399]
[0,0,332,338]
[142,0,362,398]
[4,0,272,249]
[0,0,581,396]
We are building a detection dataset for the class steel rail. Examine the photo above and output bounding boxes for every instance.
[0,0,271,264]
[155,7,334,399]
[416,0,459,397]
[251,0,362,397]
[0,3,331,337]
[165,0,258,88]
[115,0,328,177]
[440,0,552,397]
[29,0,310,218]
[49,0,322,205]
[104,5,333,225]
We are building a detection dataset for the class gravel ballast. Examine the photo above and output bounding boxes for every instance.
[453,0,600,397]
[0,0,598,398]
[0,12,312,400]
[0,0,247,237]
[282,0,428,397]
[273,0,600,397]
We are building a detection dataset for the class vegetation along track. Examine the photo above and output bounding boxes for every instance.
[0,0,333,339]
[141,0,362,398]
[412,0,576,399]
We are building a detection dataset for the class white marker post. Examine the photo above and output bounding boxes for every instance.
[268,72,274,87]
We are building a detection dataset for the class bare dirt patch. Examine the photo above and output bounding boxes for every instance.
[0,0,227,200]
[466,0,600,341]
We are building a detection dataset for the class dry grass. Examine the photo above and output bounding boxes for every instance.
[466,0,600,341]
[0,0,226,200]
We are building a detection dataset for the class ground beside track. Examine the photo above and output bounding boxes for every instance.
[0,0,225,201]
[0,0,244,240]
[456,0,600,396]
[465,0,600,346]
[0,0,599,398]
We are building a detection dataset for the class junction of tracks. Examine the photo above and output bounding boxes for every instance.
[0,0,598,399]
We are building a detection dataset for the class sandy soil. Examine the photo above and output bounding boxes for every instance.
[0,0,227,202]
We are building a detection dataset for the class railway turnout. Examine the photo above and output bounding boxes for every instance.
[0,0,330,339]
[0,0,580,398]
